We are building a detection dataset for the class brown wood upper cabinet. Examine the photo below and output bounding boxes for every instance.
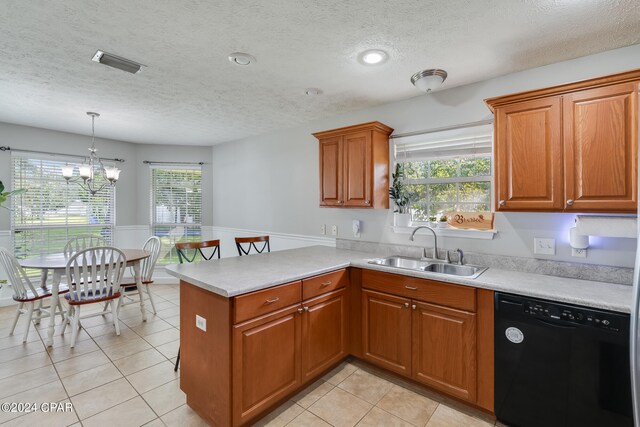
[314,121,393,209]
[486,70,639,213]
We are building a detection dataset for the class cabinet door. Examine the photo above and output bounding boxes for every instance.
[232,306,301,425]
[563,82,638,212]
[319,136,343,206]
[362,289,411,376]
[343,131,373,207]
[495,97,563,211]
[412,301,476,402]
[301,289,348,382]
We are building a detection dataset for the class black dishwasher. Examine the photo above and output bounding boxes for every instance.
[494,292,632,427]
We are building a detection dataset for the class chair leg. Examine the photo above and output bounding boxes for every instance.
[57,300,66,321]
[111,300,121,336]
[61,305,72,335]
[146,284,157,314]
[174,347,180,372]
[34,300,43,325]
[70,305,81,348]
[9,302,24,335]
[22,302,34,343]
[101,301,110,315]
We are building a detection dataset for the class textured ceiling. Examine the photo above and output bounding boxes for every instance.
[0,0,639,145]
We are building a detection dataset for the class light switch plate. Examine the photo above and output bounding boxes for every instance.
[534,238,555,255]
[331,225,338,236]
[195,314,206,332]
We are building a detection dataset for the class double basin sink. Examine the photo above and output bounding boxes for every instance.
[368,256,487,279]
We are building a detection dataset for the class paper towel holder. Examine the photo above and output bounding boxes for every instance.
[569,226,589,249]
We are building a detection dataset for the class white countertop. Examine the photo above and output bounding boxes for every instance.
[165,245,633,313]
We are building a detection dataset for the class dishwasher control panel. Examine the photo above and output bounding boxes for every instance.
[515,298,625,332]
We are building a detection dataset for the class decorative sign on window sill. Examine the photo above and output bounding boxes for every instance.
[391,225,497,240]
[447,212,494,230]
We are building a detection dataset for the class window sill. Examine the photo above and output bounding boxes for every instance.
[391,226,497,240]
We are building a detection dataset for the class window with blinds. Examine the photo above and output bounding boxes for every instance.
[393,123,493,222]
[150,167,202,264]
[11,153,115,261]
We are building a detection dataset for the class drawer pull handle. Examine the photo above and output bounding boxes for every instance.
[265,297,280,304]
[404,286,418,290]
[320,281,332,287]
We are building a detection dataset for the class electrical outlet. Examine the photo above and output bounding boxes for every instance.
[331,225,338,236]
[572,248,587,258]
[534,238,555,255]
[195,314,207,332]
[320,224,326,235]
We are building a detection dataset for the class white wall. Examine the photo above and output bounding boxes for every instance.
[211,43,640,268]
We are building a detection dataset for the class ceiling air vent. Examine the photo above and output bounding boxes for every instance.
[91,50,145,74]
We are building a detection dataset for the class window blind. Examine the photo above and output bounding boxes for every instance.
[150,166,202,264]
[394,123,493,161]
[11,152,115,261]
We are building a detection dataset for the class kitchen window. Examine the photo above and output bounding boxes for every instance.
[11,153,115,264]
[150,166,202,264]
[393,123,493,222]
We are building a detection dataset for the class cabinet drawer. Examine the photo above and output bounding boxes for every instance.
[362,269,475,312]
[302,269,348,300]
[234,281,302,324]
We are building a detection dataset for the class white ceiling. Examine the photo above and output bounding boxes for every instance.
[0,1,639,145]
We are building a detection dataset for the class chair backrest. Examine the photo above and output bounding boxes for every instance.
[139,236,161,282]
[64,235,107,257]
[66,247,127,301]
[235,236,270,256]
[175,240,221,264]
[0,247,39,300]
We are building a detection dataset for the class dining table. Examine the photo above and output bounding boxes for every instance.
[19,248,151,347]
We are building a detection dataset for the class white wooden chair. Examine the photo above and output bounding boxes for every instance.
[61,247,126,347]
[63,235,106,256]
[0,248,67,342]
[117,236,162,314]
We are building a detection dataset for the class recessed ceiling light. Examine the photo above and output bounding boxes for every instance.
[359,49,388,65]
[305,88,323,96]
[91,50,145,74]
[228,52,256,66]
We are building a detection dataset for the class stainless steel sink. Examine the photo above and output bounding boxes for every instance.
[368,256,487,279]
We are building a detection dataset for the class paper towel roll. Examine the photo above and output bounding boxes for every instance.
[569,227,589,249]
[575,215,637,238]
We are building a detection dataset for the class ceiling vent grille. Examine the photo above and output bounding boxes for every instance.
[91,50,145,74]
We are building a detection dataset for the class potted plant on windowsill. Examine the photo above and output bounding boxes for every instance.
[0,181,26,210]
[389,163,413,227]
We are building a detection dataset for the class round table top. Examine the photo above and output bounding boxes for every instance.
[19,249,151,269]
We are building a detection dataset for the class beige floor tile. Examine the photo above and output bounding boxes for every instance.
[101,337,153,360]
[154,339,180,359]
[0,340,45,363]
[141,378,186,416]
[47,337,100,363]
[129,318,174,336]
[54,349,111,378]
[286,410,332,427]
[252,401,304,427]
[291,379,334,409]
[357,407,415,427]
[321,361,358,385]
[164,315,180,328]
[1,399,78,427]
[61,362,122,396]
[145,299,176,312]
[84,321,128,338]
[142,418,166,427]
[0,365,59,399]
[426,405,494,427]
[0,350,52,380]
[157,306,180,319]
[39,327,92,349]
[127,360,179,394]
[308,387,372,427]
[113,347,167,375]
[337,369,393,404]
[70,377,138,420]
[161,403,209,427]
[377,384,439,426]
[83,396,156,427]
[0,380,67,424]
[0,327,42,349]
[92,326,140,348]
[143,328,180,347]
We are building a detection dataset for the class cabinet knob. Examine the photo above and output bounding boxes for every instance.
[303,306,309,312]
[404,302,409,308]
[297,308,304,314]
[566,199,574,206]
[412,304,417,310]
[364,200,370,205]
[499,200,506,206]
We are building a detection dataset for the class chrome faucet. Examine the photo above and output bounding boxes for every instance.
[409,226,447,262]
[455,248,464,265]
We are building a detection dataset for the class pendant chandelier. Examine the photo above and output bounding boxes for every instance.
[61,112,121,195]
